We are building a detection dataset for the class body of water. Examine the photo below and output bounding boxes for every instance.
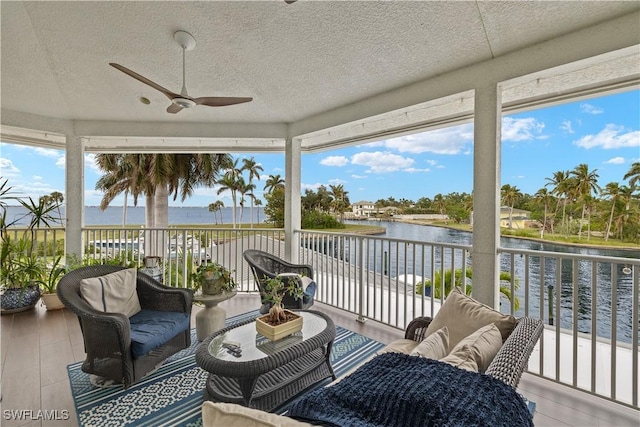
[348,220,639,343]
[4,205,265,227]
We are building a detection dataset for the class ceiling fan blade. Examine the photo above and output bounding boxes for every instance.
[194,97,253,107]
[110,63,180,100]
[166,104,184,114]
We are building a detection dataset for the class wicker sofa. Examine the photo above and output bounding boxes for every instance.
[201,289,544,426]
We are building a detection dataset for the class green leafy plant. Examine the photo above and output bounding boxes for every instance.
[39,255,69,294]
[262,275,304,324]
[415,267,520,310]
[191,262,237,294]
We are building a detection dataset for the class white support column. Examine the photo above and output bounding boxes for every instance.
[472,83,502,309]
[284,137,301,263]
[65,135,84,258]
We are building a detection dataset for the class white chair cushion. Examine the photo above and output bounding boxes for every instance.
[80,268,141,317]
[440,323,502,372]
[410,326,449,360]
[202,402,312,427]
[425,287,516,349]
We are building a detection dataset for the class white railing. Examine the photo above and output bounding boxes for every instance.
[297,230,639,409]
[81,227,287,292]
[9,225,637,409]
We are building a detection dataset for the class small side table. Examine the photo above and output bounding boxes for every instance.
[193,291,237,341]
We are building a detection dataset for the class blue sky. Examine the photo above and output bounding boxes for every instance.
[1,90,638,207]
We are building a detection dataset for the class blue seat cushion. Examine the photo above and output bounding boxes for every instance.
[129,310,190,358]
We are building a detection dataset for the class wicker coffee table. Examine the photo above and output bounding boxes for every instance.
[195,310,336,411]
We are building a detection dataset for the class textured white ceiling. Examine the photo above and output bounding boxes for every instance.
[2,0,638,128]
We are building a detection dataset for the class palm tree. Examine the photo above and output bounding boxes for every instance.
[570,163,600,239]
[208,200,224,224]
[533,187,554,237]
[545,170,571,232]
[624,161,640,191]
[242,157,263,228]
[433,193,446,218]
[501,184,522,229]
[96,153,231,254]
[254,199,263,224]
[602,182,622,241]
[264,174,285,194]
[328,184,349,223]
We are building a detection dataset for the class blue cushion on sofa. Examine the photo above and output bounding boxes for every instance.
[129,310,190,358]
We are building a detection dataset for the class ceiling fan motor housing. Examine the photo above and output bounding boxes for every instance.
[172,97,196,108]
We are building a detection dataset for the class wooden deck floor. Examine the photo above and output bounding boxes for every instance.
[1,293,637,426]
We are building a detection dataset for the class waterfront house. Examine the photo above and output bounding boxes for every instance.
[351,201,376,218]
[1,2,639,425]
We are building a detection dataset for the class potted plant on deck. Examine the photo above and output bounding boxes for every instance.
[255,275,304,341]
[39,255,68,310]
[0,179,64,313]
[191,262,237,295]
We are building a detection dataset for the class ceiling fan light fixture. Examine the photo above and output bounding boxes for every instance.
[172,97,196,108]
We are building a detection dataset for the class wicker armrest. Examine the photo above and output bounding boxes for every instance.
[278,264,314,280]
[485,317,543,388]
[137,274,194,312]
[404,316,433,342]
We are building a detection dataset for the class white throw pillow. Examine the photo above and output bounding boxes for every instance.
[424,287,516,349]
[440,323,502,372]
[80,268,141,317]
[376,339,419,355]
[202,402,313,427]
[410,326,449,360]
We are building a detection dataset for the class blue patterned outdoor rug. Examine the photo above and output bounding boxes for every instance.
[67,310,385,427]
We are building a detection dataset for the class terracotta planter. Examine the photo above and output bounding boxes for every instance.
[41,292,65,310]
[256,310,303,341]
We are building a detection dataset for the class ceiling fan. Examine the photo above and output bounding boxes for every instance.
[110,31,252,114]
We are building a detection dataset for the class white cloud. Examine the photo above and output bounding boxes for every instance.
[436,165,445,169]
[604,157,626,164]
[0,158,20,177]
[350,151,414,173]
[320,156,349,166]
[33,147,62,158]
[301,182,323,191]
[383,124,473,154]
[560,121,574,134]
[351,174,368,179]
[404,167,430,173]
[501,117,546,141]
[574,124,640,149]
[580,103,604,114]
[328,178,347,185]
[33,175,43,181]
[426,160,437,166]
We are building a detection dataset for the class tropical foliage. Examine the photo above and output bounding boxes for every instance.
[415,267,520,310]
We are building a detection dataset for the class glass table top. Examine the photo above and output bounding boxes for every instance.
[207,311,328,362]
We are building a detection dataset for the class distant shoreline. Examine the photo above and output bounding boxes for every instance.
[391,218,640,252]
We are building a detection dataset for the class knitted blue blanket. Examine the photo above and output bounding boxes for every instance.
[287,352,533,427]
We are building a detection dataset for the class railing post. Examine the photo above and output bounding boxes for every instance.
[548,284,554,326]
[357,236,366,323]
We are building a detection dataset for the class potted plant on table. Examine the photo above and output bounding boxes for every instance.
[255,275,304,341]
[191,262,237,295]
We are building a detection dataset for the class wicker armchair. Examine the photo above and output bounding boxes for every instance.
[57,265,193,388]
[404,315,543,389]
[243,249,316,314]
